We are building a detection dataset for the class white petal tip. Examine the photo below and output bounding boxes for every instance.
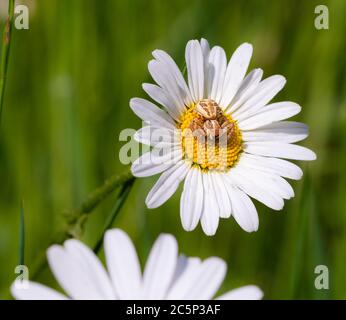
[129,98,140,111]
[202,227,218,237]
[201,216,219,236]
[129,97,137,105]
[271,75,287,88]
[46,244,62,260]
[142,83,150,90]
[151,49,159,56]
[130,164,139,177]
[242,224,259,233]
[104,228,126,239]
[301,149,317,161]
[181,223,197,232]
[242,42,253,50]
[157,233,177,244]
[309,151,317,161]
[145,200,154,209]
[145,197,159,209]
[206,256,227,269]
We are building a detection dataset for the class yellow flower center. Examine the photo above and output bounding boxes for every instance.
[179,99,242,172]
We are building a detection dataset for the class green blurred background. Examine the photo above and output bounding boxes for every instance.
[0,0,345,299]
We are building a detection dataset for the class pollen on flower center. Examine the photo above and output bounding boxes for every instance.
[179,99,243,172]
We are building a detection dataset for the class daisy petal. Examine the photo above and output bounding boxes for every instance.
[11,281,67,300]
[244,141,317,161]
[134,126,179,147]
[180,167,203,231]
[142,83,181,121]
[131,161,170,178]
[242,121,309,143]
[232,75,286,120]
[220,43,253,108]
[240,168,294,200]
[217,285,263,300]
[47,240,116,299]
[130,98,176,129]
[234,164,294,201]
[228,68,263,112]
[104,229,142,299]
[143,234,178,299]
[211,173,232,218]
[228,168,284,211]
[180,257,227,300]
[201,173,220,236]
[200,38,211,59]
[170,255,190,284]
[200,39,211,98]
[206,46,227,103]
[146,160,190,208]
[240,153,303,180]
[152,49,193,106]
[166,257,202,299]
[186,40,205,102]
[228,187,259,232]
[148,60,187,115]
[238,102,301,130]
[131,147,182,178]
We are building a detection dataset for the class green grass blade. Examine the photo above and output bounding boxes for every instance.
[93,178,135,254]
[0,0,15,124]
[19,200,25,266]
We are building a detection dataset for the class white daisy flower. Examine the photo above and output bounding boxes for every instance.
[11,229,262,300]
[130,39,316,235]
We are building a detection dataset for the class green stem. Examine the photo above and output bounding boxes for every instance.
[63,169,134,238]
[93,178,135,253]
[0,0,15,124]
[19,200,25,266]
[30,169,135,280]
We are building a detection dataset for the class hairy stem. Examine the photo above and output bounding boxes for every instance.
[30,168,135,280]
[63,169,134,238]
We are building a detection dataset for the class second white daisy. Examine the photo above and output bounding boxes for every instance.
[11,229,261,300]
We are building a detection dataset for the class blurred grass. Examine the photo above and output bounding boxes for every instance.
[0,0,345,299]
